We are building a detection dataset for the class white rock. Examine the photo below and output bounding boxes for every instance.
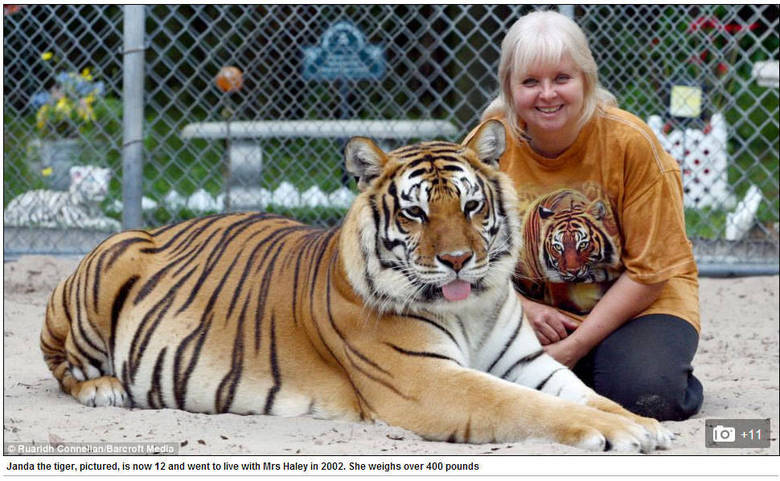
[226,187,272,210]
[142,197,158,211]
[272,181,300,208]
[164,190,187,210]
[328,187,356,208]
[301,186,329,208]
[187,189,219,212]
[106,196,158,213]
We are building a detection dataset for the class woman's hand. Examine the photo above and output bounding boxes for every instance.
[521,296,581,345]
[542,338,583,368]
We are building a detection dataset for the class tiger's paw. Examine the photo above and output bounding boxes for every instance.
[628,414,674,450]
[70,376,128,408]
[564,412,657,453]
[584,394,674,450]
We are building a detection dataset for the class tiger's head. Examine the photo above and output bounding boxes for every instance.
[340,120,520,314]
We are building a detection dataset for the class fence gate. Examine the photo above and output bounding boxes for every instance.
[3,5,778,274]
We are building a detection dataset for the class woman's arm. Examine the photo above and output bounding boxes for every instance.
[543,272,666,367]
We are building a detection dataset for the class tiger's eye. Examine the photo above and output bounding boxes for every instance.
[401,206,426,221]
[464,200,481,215]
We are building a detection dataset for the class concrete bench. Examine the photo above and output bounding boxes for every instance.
[181,119,459,209]
[181,119,459,186]
[181,119,459,140]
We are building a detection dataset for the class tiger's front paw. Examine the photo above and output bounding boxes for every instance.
[70,376,128,407]
[628,414,674,449]
[562,411,657,453]
[584,393,674,450]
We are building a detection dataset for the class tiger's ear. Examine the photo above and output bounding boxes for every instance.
[462,119,506,169]
[538,205,555,219]
[344,137,388,191]
[588,200,607,220]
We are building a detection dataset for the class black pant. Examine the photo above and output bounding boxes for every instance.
[572,314,703,421]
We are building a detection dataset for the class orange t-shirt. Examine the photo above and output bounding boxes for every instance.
[483,107,700,332]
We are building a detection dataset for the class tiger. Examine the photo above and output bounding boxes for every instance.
[3,165,121,232]
[40,120,672,451]
[515,186,623,314]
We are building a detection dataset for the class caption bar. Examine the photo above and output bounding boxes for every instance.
[6,458,479,475]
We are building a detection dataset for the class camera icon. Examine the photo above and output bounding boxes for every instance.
[712,424,736,443]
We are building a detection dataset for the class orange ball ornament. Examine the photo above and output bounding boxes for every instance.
[215,66,243,93]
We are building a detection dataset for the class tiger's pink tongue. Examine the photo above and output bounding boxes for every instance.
[441,280,471,301]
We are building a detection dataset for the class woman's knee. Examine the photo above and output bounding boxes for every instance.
[595,370,703,421]
[589,314,703,420]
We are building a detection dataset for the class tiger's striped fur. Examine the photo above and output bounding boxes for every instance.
[41,121,671,451]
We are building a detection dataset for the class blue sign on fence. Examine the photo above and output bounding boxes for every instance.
[302,21,385,81]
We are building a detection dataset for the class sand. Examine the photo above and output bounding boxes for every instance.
[3,255,778,457]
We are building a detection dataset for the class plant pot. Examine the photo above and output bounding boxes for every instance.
[37,138,81,190]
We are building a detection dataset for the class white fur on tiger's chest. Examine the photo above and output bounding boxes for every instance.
[419,283,518,367]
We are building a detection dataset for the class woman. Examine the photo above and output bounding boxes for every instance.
[478,10,703,421]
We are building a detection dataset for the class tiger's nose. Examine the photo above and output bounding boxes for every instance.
[437,251,473,273]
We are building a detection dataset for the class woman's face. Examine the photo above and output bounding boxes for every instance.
[511,55,585,141]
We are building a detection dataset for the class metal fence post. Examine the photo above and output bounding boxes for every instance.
[122,5,145,229]
[558,5,575,18]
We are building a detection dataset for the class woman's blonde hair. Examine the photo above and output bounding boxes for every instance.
[482,10,617,140]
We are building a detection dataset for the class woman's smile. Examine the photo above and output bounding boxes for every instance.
[536,105,564,114]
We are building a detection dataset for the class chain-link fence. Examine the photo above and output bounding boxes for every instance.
[3,5,778,273]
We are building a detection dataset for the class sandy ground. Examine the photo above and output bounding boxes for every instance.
[3,255,778,456]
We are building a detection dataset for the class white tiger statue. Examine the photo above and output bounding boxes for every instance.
[4,165,121,232]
